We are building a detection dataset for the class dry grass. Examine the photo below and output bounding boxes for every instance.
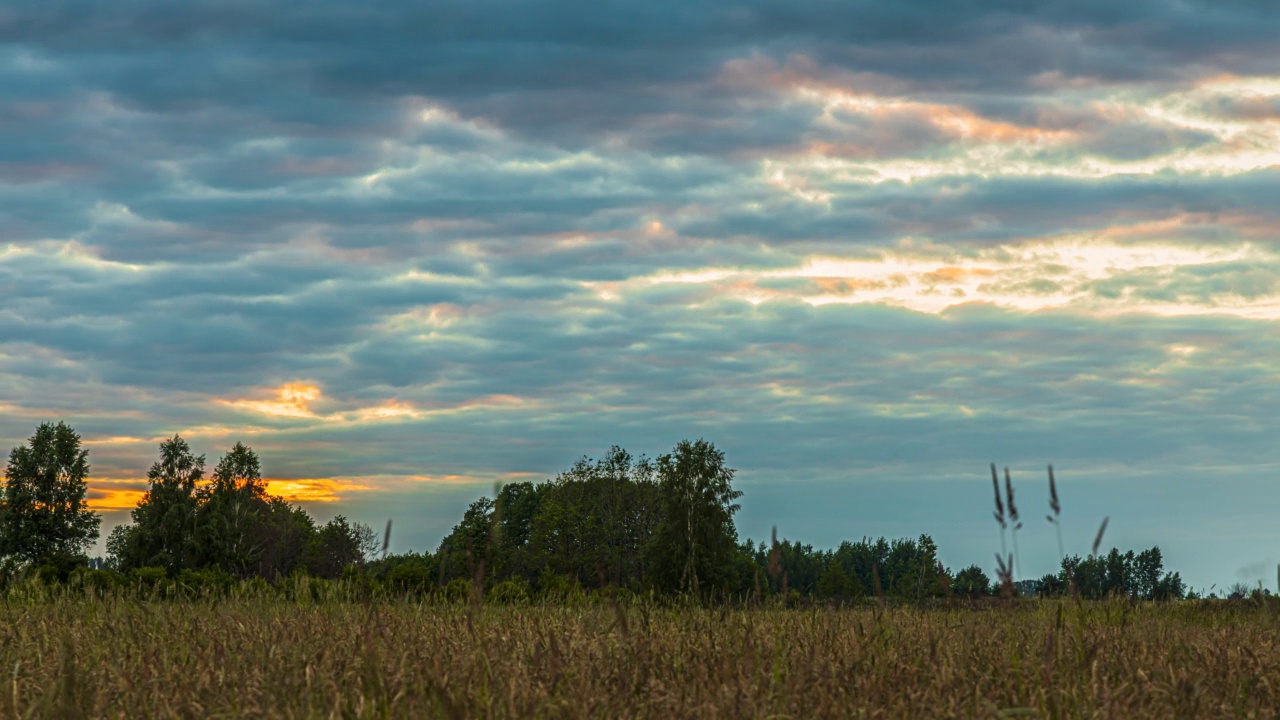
[3,592,1278,718]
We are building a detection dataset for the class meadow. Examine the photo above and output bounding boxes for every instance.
[8,584,1279,719]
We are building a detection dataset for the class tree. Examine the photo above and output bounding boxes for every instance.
[885,535,946,599]
[307,515,367,578]
[1036,572,1066,598]
[1,422,101,564]
[1152,570,1185,601]
[253,497,316,579]
[210,442,267,497]
[355,521,380,561]
[527,448,661,589]
[953,565,992,598]
[196,442,270,575]
[113,435,205,573]
[647,439,742,596]
[1053,546,1185,601]
[817,558,857,600]
[437,497,496,583]
[1132,547,1164,599]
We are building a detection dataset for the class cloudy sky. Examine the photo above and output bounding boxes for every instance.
[4,0,1280,590]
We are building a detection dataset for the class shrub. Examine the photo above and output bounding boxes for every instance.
[131,566,168,588]
[35,553,88,585]
[71,568,123,597]
[539,572,585,604]
[443,578,474,603]
[233,577,272,600]
[386,563,433,594]
[593,585,635,604]
[177,568,234,598]
[487,580,529,605]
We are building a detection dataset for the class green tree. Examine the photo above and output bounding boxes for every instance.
[253,497,316,578]
[307,515,367,579]
[437,497,496,584]
[647,439,742,596]
[817,558,857,600]
[210,442,267,497]
[112,435,205,573]
[953,565,992,598]
[527,447,661,589]
[1153,570,1186,601]
[196,442,270,575]
[885,535,946,599]
[1036,572,1066,598]
[1,422,100,564]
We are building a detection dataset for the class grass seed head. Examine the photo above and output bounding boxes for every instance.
[1092,516,1109,557]
[991,463,1006,528]
[1048,464,1060,517]
[1004,467,1018,523]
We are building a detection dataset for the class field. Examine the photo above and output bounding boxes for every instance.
[5,587,1279,719]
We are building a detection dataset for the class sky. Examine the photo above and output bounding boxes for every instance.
[3,0,1280,592]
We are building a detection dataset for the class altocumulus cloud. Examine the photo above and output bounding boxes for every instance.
[3,0,1280,588]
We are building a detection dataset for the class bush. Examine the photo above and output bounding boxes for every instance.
[71,568,123,596]
[593,585,635,604]
[131,566,168,588]
[539,572,585,604]
[35,553,88,585]
[340,564,377,600]
[177,568,234,598]
[233,577,272,600]
[386,563,433,594]
[488,580,529,605]
[443,578,474,603]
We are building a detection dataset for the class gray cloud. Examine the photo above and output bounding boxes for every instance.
[4,0,1280,590]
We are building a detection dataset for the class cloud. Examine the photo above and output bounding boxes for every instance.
[5,0,1280,589]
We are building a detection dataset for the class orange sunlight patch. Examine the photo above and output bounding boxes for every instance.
[86,486,146,511]
[923,266,996,283]
[265,478,370,503]
[221,381,323,418]
[84,477,370,510]
[82,435,150,446]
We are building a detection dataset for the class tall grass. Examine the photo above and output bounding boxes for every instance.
[5,588,1280,718]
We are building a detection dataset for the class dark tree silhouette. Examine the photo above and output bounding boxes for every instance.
[1,422,100,565]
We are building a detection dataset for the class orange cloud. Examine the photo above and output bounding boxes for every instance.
[923,266,996,283]
[86,476,372,511]
[81,435,151,446]
[85,479,147,511]
[222,381,323,418]
[265,477,370,503]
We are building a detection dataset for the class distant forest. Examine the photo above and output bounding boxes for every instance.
[2,421,1194,601]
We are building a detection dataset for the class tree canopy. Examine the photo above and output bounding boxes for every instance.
[1,421,100,565]
[0,422,1193,604]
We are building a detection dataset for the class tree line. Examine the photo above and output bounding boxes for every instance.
[3,421,1188,601]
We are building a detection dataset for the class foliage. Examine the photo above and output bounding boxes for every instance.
[107,435,375,582]
[110,435,204,574]
[1,422,101,564]
[647,439,742,597]
[380,553,436,594]
[487,579,529,604]
[952,565,992,598]
[3,422,1197,610]
[1047,547,1186,600]
[443,578,473,603]
[748,535,945,601]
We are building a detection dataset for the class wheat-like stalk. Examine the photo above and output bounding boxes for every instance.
[1046,464,1064,561]
[1092,516,1109,557]
[991,463,1008,569]
[1004,467,1022,581]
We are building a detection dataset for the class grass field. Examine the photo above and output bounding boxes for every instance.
[7,588,1279,718]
